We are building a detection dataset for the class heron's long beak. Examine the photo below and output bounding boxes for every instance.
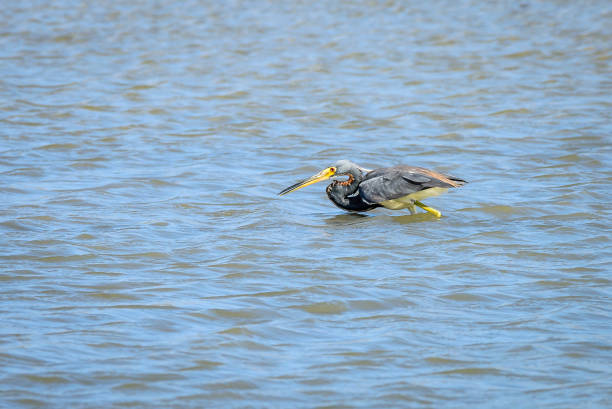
[278,167,336,196]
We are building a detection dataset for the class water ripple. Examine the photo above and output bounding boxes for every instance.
[1,1,611,408]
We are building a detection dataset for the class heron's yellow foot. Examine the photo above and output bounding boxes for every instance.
[414,200,442,218]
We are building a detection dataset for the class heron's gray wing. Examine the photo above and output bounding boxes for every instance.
[359,166,457,204]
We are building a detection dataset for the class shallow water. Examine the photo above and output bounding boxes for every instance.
[1,1,611,408]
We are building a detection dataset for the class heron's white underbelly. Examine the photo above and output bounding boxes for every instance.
[380,187,448,210]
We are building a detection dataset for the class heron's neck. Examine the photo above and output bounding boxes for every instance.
[326,168,376,212]
[335,168,363,195]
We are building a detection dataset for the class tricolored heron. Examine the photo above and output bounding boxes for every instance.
[278,160,466,217]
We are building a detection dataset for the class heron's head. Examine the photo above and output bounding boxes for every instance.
[331,160,358,176]
[278,159,360,196]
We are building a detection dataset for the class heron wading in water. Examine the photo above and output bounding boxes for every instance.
[278,160,466,217]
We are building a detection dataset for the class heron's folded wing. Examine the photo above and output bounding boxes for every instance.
[359,167,456,204]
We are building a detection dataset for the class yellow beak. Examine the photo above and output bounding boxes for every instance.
[278,167,336,196]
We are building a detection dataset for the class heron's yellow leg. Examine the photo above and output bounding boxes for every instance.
[414,200,442,218]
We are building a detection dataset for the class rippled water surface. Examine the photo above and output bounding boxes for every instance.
[2,1,612,408]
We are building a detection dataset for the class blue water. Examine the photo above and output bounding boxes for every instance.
[1,1,611,408]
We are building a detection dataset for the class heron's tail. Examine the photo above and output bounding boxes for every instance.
[447,175,467,187]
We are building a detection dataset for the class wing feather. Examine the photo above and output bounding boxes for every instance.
[359,166,460,204]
